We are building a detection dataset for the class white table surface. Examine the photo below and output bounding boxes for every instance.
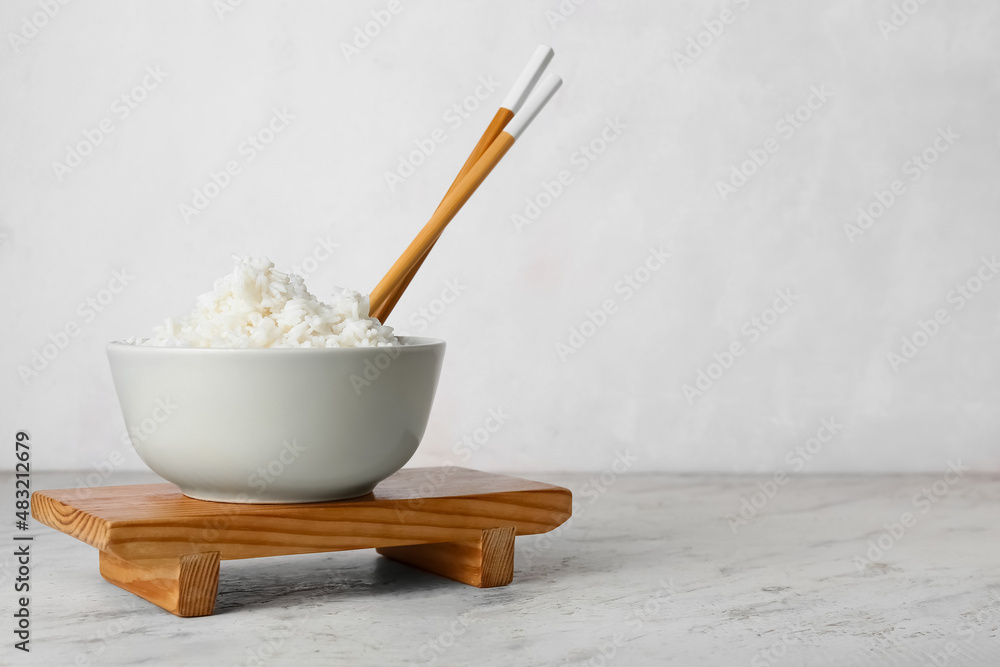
[4,471,999,666]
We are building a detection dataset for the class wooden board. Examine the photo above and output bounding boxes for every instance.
[31,467,572,616]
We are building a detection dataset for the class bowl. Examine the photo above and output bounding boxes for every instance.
[107,336,445,503]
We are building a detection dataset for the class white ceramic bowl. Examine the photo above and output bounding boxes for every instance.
[107,337,445,503]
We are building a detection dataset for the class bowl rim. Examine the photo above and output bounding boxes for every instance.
[108,335,445,353]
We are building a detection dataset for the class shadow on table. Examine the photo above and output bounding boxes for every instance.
[213,549,460,614]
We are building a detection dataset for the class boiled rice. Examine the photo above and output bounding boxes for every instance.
[134,257,399,348]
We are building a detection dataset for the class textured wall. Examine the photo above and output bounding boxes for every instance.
[2,1,998,473]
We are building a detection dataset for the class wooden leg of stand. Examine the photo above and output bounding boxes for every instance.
[99,551,220,617]
[377,526,515,588]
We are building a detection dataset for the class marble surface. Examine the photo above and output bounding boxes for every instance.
[4,470,999,666]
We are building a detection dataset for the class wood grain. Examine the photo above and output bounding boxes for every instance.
[368,131,517,319]
[372,107,515,323]
[32,467,571,616]
[377,525,515,587]
[99,551,220,617]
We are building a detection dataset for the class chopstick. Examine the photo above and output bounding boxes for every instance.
[369,46,556,323]
[369,72,563,322]
[371,109,510,319]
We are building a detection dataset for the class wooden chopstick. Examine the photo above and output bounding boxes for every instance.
[369,46,555,323]
[368,73,562,321]
[369,131,518,320]
[371,107,513,323]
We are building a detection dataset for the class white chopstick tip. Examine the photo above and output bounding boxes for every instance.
[540,73,563,96]
[534,44,555,62]
[504,73,562,140]
[501,45,556,113]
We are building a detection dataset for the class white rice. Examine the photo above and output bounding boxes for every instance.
[134,257,399,348]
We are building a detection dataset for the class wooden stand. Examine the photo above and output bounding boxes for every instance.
[31,467,572,617]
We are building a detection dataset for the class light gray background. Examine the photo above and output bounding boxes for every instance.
[2,1,998,473]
